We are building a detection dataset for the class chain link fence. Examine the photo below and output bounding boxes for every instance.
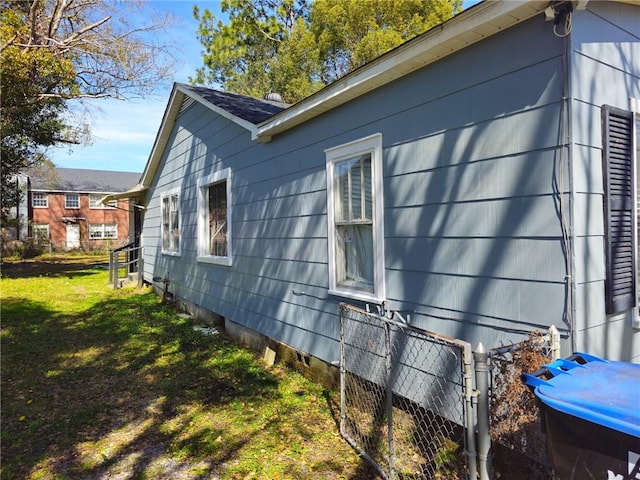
[339,303,475,480]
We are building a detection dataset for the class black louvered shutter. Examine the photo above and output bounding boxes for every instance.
[602,105,636,314]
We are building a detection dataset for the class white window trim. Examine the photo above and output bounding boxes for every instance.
[161,188,181,256]
[32,224,49,238]
[197,168,232,266]
[89,223,118,239]
[326,133,385,303]
[630,97,639,328]
[65,193,80,209]
[32,192,48,208]
[89,194,116,209]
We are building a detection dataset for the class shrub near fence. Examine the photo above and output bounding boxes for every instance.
[489,330,560,480]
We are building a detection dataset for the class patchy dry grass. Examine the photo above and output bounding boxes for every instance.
[1,256,379,480]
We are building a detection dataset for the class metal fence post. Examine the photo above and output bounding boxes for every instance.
[462,345,478,480]
[549,325,561,360]
[474,342,492,480]
[137,252,144,288]
[339,305,347,439]
[113,254,119,289]
[109,250,114,283]
[385,322,395,480]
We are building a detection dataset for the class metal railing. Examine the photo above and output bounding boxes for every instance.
[339,303,476,480]
[108,242,143,289]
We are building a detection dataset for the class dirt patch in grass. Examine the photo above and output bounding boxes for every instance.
[1,256,380,480]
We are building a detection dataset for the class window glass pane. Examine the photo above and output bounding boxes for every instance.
[335,162,350,222]
[105,224,117,238]
[33,224,49,239]
[170,195,179,251]
[336,224,374,291]
[334,155,372,222]
[91,225,99,238]
[66,193,79,208]
[363,156,372,220]
[351,159,362,219]
[33,193,47,207]
[162,197,170,250]
[89,194,101,208]
[208,181,227,256]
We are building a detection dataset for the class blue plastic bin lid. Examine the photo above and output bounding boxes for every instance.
[523,353,640,438]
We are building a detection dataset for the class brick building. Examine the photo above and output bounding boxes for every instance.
[28,168,140,251]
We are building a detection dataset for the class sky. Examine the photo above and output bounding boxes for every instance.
[48,1,225,174]
[48,0,480,175]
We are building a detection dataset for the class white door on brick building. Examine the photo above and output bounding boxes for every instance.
[66,224,80,249]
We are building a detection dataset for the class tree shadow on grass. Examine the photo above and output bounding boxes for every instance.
[1,257,109,279]
[1,288,283,478]
[2,285,373,479]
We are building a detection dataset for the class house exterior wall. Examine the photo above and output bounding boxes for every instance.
[144,14,584,365]
[30,191,131,250]
[569,1,640,361]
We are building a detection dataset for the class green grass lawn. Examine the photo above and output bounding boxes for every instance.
[1,256,378,480]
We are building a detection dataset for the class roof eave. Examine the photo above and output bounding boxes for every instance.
[256,0,549,140]
[139,83,262,188]
[101,184,148,204]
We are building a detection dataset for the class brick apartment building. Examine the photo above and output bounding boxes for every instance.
[27,168,140,251]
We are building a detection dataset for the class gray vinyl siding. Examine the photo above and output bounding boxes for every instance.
[142,9,640,364]
[569,2,640,361]
[373,16,570,347]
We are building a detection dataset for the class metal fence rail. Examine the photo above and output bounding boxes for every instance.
[339,303,476,480]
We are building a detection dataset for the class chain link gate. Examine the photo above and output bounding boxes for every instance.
[339,303,477,480]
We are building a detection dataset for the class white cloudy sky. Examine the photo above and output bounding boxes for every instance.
[48,0,479,175]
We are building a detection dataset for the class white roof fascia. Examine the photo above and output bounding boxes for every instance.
[101,184,149,204]
[176,84,260,136]
[256,0,548,140]
[139,85,184,188]
[139,83,261,188]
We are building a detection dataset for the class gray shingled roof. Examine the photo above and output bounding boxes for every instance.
[179,84,288,124]
[30,168,141,193]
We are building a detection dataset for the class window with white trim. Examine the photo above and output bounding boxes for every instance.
[32,192,48,208]
[65,193,80,209]
[198,168,232,266]
[326,133,385,302]
[89,223,117,239]
[89,194,116,209]
[161,190,180,255]
[32,224,49,241]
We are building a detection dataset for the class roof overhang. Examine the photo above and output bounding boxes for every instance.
[137,83,262,190]
[101,183,148,204]
[136,0,637,191]
[256,0,550,140]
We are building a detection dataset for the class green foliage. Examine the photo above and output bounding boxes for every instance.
[0,4,74,223]
[0,0,175,224]
[192,0,462,103]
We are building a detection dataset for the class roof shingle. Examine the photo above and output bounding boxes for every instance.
[29,168,141,193]
[179,84,287,124]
